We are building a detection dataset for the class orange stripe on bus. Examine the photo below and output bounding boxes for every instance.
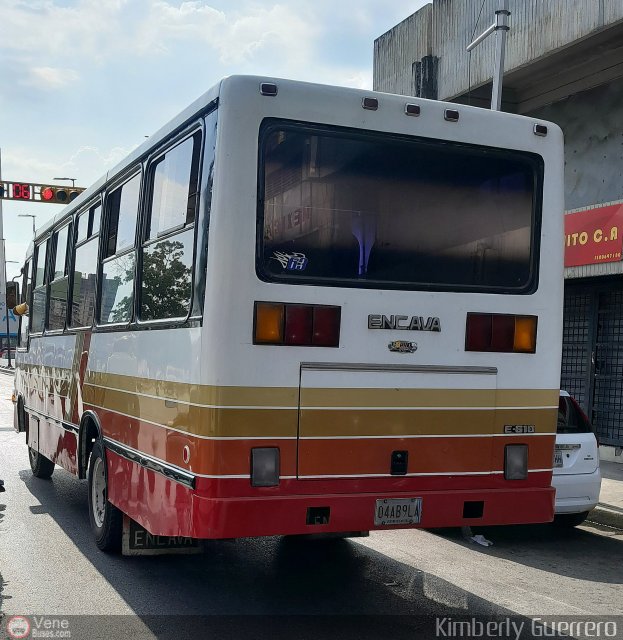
[297,436,555,477]
[90,404,297,477]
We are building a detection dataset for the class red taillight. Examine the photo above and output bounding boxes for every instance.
[312,306,341,347]
[466,313,537,353]
[569,395,599,446]
[285,305,313,345]
[254,302,340,347]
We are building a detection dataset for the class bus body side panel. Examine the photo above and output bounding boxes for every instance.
[14,334,80,475]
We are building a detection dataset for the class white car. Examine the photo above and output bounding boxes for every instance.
[552,391,601,526]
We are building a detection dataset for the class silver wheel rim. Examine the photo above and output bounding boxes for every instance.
[91,456,106,528]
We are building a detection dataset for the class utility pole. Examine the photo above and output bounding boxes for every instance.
[466,0,511,111]
[0,148,7,365]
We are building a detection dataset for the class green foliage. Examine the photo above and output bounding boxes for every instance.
[140,239,192,321]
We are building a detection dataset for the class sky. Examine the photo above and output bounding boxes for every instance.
[0,0,429,281]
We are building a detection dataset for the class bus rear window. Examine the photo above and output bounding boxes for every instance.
[258,122,542,293]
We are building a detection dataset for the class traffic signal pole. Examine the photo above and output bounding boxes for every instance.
[0,148,10,368]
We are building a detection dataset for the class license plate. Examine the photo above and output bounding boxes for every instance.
[554,450,563,468]
[374,497,422,526]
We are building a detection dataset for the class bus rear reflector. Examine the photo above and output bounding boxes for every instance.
[254,302,341,347]
[251,448,280,487]
[466,313,537,353]
[504,444,528,480]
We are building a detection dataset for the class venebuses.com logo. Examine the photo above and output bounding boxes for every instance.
[5,615,71,638]
[6,616,31,639]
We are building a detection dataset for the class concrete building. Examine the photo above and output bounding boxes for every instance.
[374,0,623,453]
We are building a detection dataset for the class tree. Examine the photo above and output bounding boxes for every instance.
[140,239,192,321]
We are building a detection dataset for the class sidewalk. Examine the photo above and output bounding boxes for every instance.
[592,460,623,529]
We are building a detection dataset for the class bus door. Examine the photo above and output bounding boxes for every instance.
[297,363,498,481]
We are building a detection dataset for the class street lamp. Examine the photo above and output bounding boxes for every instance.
[18,214,37,237]
[54,177,77,188]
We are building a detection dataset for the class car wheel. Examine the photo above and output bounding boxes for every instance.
[553,511,590,527]
[28,446,55,479]
[87,440,122,552]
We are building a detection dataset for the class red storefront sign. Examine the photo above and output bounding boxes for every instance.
[564,201,623,267]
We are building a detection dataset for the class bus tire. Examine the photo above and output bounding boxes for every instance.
[28,447,55,479]
[553,511,590,528]
[88,440,122,552]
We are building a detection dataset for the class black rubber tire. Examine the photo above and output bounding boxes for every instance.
[87,440,123,552]
[553,511,590,527]
[28,446,55,479]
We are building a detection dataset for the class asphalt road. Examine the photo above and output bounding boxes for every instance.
[1,371,622,639]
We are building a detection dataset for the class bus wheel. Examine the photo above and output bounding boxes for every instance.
[88,441,122,552]
[28,447,55,479]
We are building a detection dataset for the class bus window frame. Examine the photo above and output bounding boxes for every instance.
[136,120,205,329]
[96,168,143,329]
[67,196,104,332]
[29,235,52,337]
[255,118,544,295]
[17,256,32,350]
[45,221,73,334]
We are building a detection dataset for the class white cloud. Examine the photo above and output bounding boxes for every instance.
[25,66,80,89]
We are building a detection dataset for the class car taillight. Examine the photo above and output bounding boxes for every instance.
[466,313,537,353]
[569,395,599,446]
[254,302,340,347]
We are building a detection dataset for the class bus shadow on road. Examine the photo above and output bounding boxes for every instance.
[429,522,623,585]
[13,467,555,639]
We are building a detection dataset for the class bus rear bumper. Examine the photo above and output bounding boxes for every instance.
[188,486,555,539]
[106,450,554,537]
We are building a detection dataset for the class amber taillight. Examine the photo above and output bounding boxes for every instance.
[254,302,341,347]
[466,313,537,353]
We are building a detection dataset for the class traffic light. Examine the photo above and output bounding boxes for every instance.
[6,282,19,309]
[40,185,82,204]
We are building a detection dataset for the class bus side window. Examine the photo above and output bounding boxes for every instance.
[31,239,49,334]
[100,173,141,325]
[69,203,101,329]
[140,131,201,322]
[19,259,32,346]
[47,223,71,331]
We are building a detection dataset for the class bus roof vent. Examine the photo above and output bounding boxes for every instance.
[444,109,460,122]
[260,82,278,97]
[362,97,378,111]
[405,103,421,116]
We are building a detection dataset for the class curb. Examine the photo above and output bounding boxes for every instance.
[588,504,623,530]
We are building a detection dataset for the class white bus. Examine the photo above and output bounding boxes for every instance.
[13,76,564,551]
